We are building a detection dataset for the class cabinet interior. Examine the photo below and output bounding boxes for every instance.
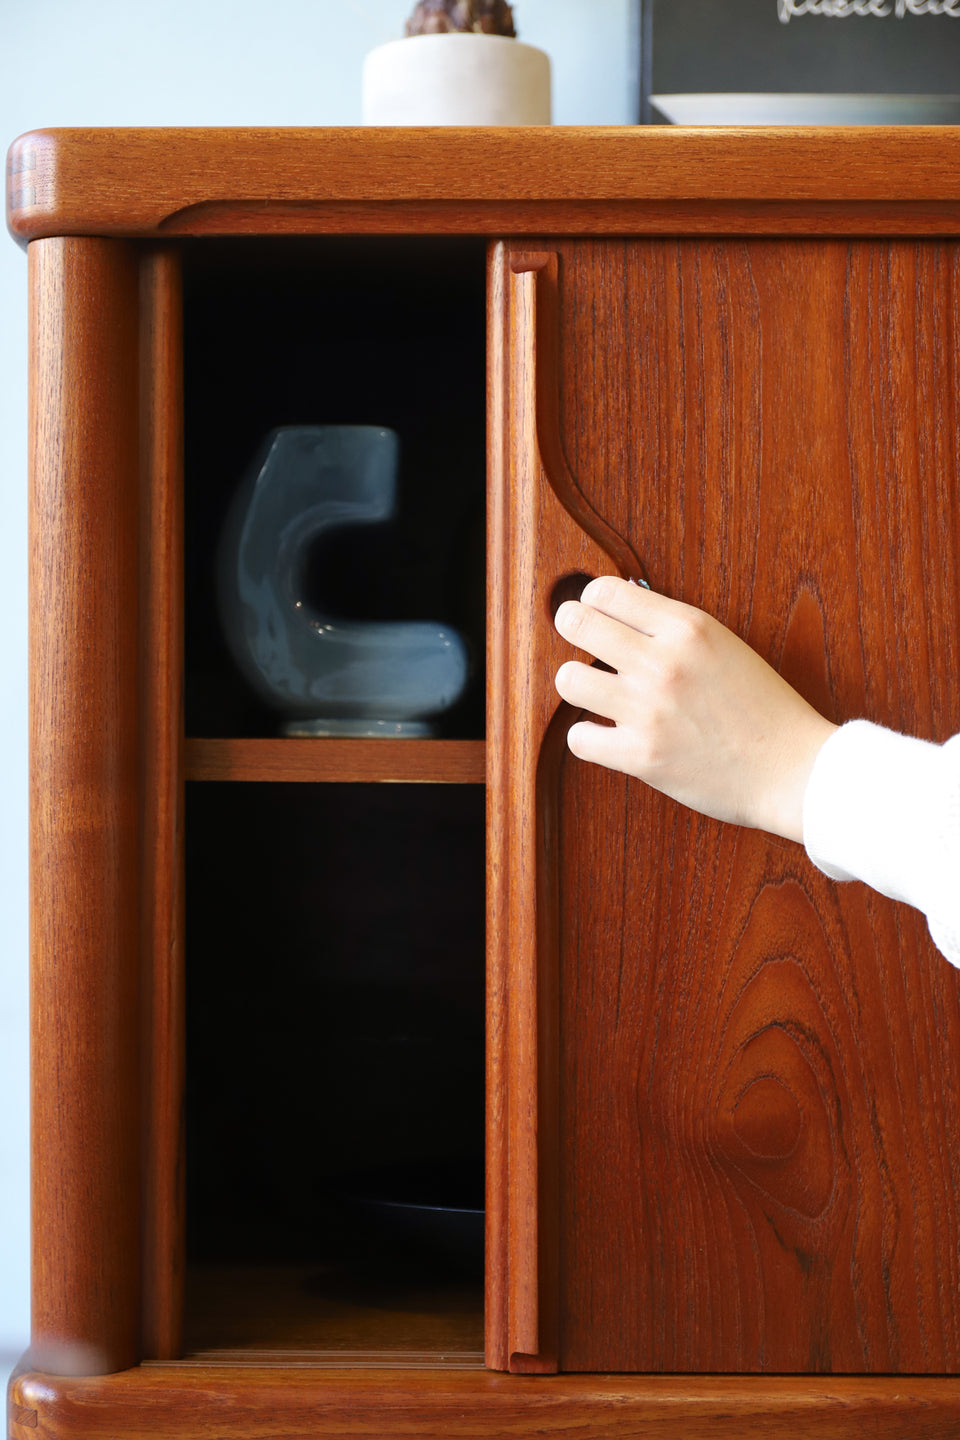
[182,236,487,744]
[181,237,488,1364]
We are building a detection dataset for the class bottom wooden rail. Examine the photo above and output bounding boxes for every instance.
[9,1367,960,1439]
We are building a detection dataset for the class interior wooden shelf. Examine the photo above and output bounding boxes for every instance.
[184,737,486,785]
[178,1264,484,1370]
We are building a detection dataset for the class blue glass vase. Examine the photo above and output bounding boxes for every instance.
[217,426,470,736]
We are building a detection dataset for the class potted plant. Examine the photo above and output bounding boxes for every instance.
[363,0,551,125]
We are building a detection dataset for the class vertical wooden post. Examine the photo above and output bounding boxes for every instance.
[29,237,141,1376]
[139,247,185,1361]
[486,244,641,1373]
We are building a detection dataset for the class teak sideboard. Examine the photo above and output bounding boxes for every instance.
[7,126,960,1438]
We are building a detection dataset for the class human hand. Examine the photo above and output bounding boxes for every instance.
[553,577,838,843]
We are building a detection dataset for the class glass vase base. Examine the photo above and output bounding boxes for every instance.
[281,718,435,738]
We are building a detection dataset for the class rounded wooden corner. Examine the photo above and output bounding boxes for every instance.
[6,130,59,245]
[9,1368,124,1438]
[9,1369,53,1436]
[10,1368,141,1439]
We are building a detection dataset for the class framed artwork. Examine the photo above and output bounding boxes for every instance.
[638,0,960,123]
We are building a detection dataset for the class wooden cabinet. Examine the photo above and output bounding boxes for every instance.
[9,127,960,1437]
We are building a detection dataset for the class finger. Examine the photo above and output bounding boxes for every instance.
[554,599,652,676]
[555,658,627,722]
[565,719,637,776]
[578,575,696,637]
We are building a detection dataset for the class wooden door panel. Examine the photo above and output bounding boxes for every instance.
[493,239,960,1374]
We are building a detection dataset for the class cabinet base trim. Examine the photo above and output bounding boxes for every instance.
[11,1367,960,1439]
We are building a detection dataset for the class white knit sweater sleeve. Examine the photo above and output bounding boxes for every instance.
[803,720,960,968]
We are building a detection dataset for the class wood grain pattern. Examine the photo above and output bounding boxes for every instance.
[515,239,960,1372]
[8,128,960,242]
[179,1264,483,1363]
[29,238,142,1375]
[184,738,486,784]
[166,1352,485,1369]
[486,245,641,1373]
[11,1367,960,1439]
[139,247,185,1362]
[83,199,960,240]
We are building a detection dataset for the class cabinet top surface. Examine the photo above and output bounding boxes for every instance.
[8,125,960,242]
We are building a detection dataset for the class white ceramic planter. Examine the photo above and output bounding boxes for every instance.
[363,33,551,126]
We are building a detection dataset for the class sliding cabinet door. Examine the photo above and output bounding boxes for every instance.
[487,238,960,1374]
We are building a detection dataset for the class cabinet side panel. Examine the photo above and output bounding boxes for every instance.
[139,247,185,1361]
[552,239,960,1372]
[29,237,142,1375]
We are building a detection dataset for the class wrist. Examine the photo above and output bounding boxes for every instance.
[765,713,838,844]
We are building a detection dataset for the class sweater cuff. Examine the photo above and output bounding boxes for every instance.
[803,720,960,967]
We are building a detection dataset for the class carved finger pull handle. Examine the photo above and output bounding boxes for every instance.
[487,247,643,1373]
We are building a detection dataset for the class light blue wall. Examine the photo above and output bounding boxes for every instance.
[0,0,636,1363]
